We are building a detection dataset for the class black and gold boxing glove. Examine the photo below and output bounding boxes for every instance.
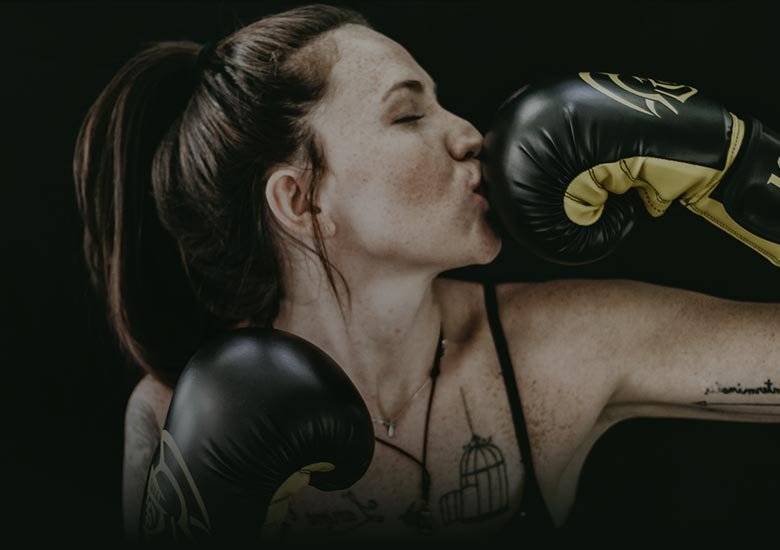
[138,328,375,545]
[481,71,780,266]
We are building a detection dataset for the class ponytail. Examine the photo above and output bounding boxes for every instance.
[73,5,374,389]
[73,42,223,388]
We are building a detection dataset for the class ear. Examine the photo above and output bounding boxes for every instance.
[265,165,335,239]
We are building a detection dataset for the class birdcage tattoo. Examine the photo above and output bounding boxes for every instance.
[439,388,509,525]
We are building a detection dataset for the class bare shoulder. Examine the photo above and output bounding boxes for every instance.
[440,275,642,398]
[494,277,657,360]
[436,275,631,430]
[491,277,662,440]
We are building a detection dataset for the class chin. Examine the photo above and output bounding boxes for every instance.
[479,216,503,263]
[469,230,503,267]
[481,236,503,264]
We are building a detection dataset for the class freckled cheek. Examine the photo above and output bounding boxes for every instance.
[396,171,450,208]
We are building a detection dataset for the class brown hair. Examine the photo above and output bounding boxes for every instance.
[72,4,373,388]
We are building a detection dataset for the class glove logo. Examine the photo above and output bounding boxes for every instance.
[141,430,212,543]
[579,71,698,118]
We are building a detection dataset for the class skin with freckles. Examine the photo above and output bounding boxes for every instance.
[228,23,617,540]
[130,24,780,541]
[259,23,502,418]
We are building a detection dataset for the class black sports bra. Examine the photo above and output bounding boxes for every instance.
[483,280,556,532]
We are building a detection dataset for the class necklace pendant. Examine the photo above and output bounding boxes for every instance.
[387,422,395,438]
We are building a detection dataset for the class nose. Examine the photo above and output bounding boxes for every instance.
[448,112,484,161]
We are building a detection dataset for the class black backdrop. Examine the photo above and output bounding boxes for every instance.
[4,0,780,543]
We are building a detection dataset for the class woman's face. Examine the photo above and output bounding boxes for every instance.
[271,24,501,274]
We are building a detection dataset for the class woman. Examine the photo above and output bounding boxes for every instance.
[73,3,780,545]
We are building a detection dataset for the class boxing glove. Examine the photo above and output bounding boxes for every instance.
[138,327,374,545]
[481,71,780,266]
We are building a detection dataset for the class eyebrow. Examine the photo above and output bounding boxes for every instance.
[381,78,438,103]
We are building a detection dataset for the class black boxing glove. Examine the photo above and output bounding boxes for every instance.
[138,327,374,545]
[481,71,780,266]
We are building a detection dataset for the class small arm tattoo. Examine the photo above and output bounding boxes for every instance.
[693,378,780,415]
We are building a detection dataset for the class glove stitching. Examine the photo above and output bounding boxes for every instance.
[619,158,672,209]
[563,188,591,207]
[586,167,606,191]
[685,113,744,205]
[587,162,666,216]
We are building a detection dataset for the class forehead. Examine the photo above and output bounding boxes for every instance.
[325,25,433,104]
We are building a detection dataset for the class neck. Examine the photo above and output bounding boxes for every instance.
[270,270,445,425]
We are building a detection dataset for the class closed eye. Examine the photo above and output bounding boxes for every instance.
[394,115,425,124]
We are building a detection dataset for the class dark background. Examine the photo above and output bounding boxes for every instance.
[4,0,780,543]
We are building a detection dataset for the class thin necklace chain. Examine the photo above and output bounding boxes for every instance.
[371,330,446,438]
[371,377,432,438]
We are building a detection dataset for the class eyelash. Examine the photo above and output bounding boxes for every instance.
[394,114,425,124]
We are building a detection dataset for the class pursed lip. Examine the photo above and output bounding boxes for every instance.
[468,172,481,191]
[471,176,488,198]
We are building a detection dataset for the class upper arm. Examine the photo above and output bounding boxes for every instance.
[595,279,780,424]
[122,374,173,541]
